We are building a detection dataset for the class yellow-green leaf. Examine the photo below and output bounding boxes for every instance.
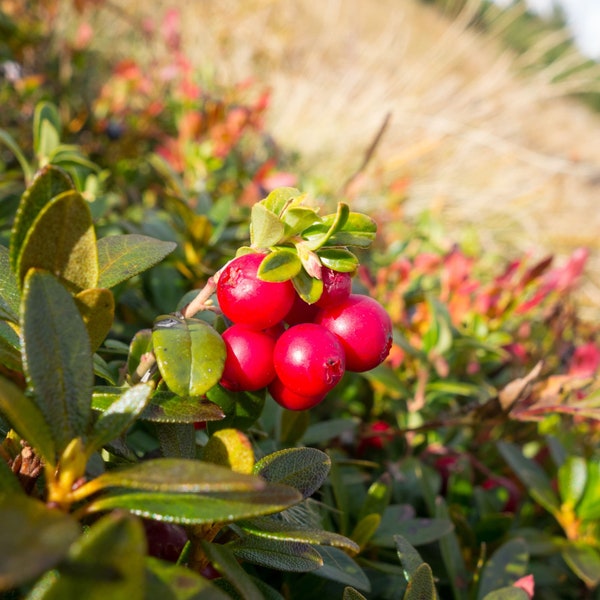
[75,288,114,352]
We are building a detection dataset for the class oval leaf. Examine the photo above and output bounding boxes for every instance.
[87,384,154,455]
[482,589,529,600]
[153,316,226,397]
[21,270,93,453]
[97,234,177,289]
[404,563,437,600]
[231,536,323,572]
[258,248,302,282]
[0,320,22,372]
[254,447,331,498]
[86,484,302,524]
[557,456,587,508]
[292,269,323,305]
[261,187,303,216]
[562,543,600,588]
[142,392,225,423]
[395,535,426,580]
[477,538,529,600]
[282,206,321,237]
[74,288,115,352]
[0,245,19,322]
[250,203,285,248]
[317,247,359,273]
[33,101,61,161]
[18,190,98,290]
[0,376,56,466]
[0,495,80,591]
[312,546,371,592]
[10,165,73,272]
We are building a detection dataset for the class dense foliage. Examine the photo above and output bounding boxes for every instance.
[1,2,600,599]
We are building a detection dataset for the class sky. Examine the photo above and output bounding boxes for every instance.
[494,0,600,58]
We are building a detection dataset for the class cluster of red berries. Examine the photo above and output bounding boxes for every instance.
[215,252,393,410]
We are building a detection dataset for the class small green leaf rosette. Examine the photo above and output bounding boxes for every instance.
[246,188,376,304]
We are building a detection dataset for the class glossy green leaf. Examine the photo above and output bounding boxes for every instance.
[231,536,322,572]
[257,247,302,282]
[206,386,265,431]
[202,541,264,600]
[557,456,587,508]
[403,563,437,600]
[21,270,93,453]
[359,475,393,521]
[143,392,224,423]
[87,384,153,454]
[373,515,454,548]
[250,203,285,248]
[254,447,330,498]
[351,513,381,550]
[395,535,426,580]
[261,187,303,216]
[0,495,80,591]
[311,546,370,592]
[33,102,61,162]
[93,356,118,385]
[74,288,114,352]
[0,376,56,466]
[156,423,196,459]
[145,557,231,600]
[292,268,323,304]
[31,512,145,600]
[576,460,600,520]
[317,247,359,273]
[282,206,321,237]
[477,538,529,600]
[0,453,22,494]
[482,588,529,600]
[302,203,350,251]
[0,129,33,183]
[279,408,310,445]
[0,321,21,372]
[153,315,226,397]
[562,543,600,588]
[0,245,19,322]
[325,211,377,248]
[343,588,368,600]
[17,190,98,290]
[238,517,360,553]
[97,235,177,289]
[10,165,73,272]
[86,484,302,524]
[126,328,153,378]
[498,441,560,515]
[87,458,265,494]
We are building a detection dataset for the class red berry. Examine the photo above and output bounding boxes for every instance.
[220,324,276,392]
[284,293,319,326]
[216,253,295,329]
[315,268,352,308]
[268,377,326,411]
[142,519,188,562]
[315,294,392,372]
[273,323,345,397]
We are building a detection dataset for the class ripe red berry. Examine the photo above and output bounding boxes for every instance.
[268,377,326,411]
[315,268,352,308]
[216,253,295,329]
[284,293,319,326]
[220,324,276,392]
[315,294,392,372]
[273,323,345,397]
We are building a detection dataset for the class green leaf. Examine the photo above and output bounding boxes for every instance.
[142,392,225,424]
[403,563,437,600]
[576,459,600,520]
[302,203,350,251]
[0,320,21,372]
[87,384,153,454]
[562,543,600,588]
[86,484,301,524]
[395,535,426,580]
[17,190,98,290]
[0,245,19,322]
[326,211,377,248]
[206,386,265,432]
[21,270,93,453]
[482,588,529,600]
[279,407,310,445]
[373,515,454,548]
[202,541,264,600]
[0,376,56,466]
[238,517,360,553]
[74,288,115,352]
[153,316,226,398]
[282,207,321,237]
[250,203,285,248]
[351,514,381,550]
[231,536,323,572]
[254,447,331,498]
[145,557,231,600]
[0,495,80,591]
[0,454,22,494]
[10,165,74,272]
[302,418,358,445]
[33,102,61,162]
[258,247,303,282]
[498,441,560,515]
[311,546,370,592]
[0,129,33,183]
[87,457,266,494]
[557,456,587,509]
[97,235,177,289]
[260,187,303,216]
[30,512,145,600]
[292,268,323,304]
[343,588,368,600]
[156,423,196,459]
[317,247,359,273]
[359,475,392,521]
[477,538,529,600]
